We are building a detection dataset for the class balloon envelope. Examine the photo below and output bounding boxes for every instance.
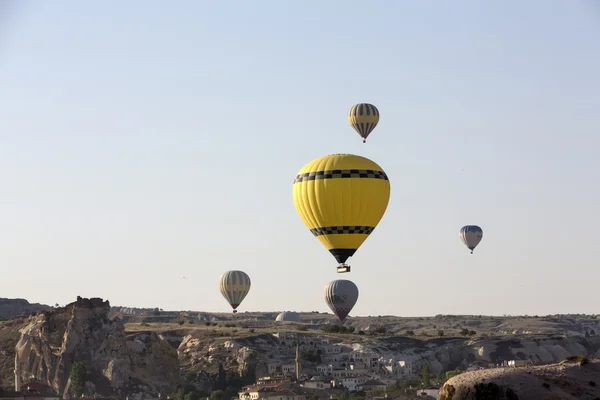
[324,279,359,322]
[460,225,483,253]
[348,103,380,142]
[218,270,251,311]
[275,311,300,322]
[292,154,391,266]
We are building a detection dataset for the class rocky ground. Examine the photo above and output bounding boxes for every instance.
[439,357,600,400]
[2,298,600,399]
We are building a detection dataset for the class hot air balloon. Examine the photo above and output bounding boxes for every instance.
[292,154,391,273]
[324,279,359,322]
[460,225,483,254]
[348,103,380,143]
[275,311,300,323]
[218,270,251,313]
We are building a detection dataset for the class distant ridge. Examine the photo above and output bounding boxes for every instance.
[0,298,53,319]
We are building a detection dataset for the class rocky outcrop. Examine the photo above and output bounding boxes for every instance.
[14,297,180,399]
[174,330,600,389]
[438,358,600,400]
[0,318,28,388]
[0,298,52,319]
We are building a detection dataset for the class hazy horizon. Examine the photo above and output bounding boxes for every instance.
[2,1,599,317]
[11,295,600,318]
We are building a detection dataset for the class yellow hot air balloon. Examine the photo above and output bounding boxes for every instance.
[348,103,380,143]
[292,154,391,273]
[218,270,251,313]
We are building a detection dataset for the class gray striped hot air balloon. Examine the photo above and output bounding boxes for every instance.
[460,225,484,254]
[218,270,251,313]
[348,103,380,143]
[324,279,359,322]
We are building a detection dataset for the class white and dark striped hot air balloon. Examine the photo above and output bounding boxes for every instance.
[218,270,251,313]
[348,103,380,143]
[460,225,483,254]
[324,279,359,322]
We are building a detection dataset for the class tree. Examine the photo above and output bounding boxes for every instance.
[185,372,197,382]
[422,364,430,386]
[445,368,464,380]
[215,363,226,390]
[173,388,185,400]
[70,361,87,398]
[591,329,596,336]
[585,330,591,338]
[438,330,445,336]
[210,390,224,400]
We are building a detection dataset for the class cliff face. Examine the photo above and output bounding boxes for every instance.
[0,318,28,388]
[14,297,180,399]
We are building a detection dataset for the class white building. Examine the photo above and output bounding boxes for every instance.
[302,380,331,390]
[315,365,330,375]
[418,388,440,398]
[508,360,528,367]
[267,363,281,375]
[281,364,296,375]
[332,375,370,392]
[273,332,297,343]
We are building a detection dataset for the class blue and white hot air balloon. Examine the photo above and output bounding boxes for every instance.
[460,225,483,254]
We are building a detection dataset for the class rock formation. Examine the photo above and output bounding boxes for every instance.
[438,357,600,399]
[0,298,52,319]
[14,296,180,399]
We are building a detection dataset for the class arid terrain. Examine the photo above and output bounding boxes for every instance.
[1,298,599,400]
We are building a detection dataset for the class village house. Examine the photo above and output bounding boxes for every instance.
[358,380,387,392]
[273,332,297,345]
[330,369,352,379]
[418,388,440,398]
[301,379,331,390]
[507,360,528,367]
[239,377,323,400]
[321,345,342,355]
[239,378,290,400]
[349,363,369,374]
[267,363,281,375]
[315,365,330,375]
[384,360,414,376]
[259,389,305,400]
[281,364,296,376]
[332,375,370,392]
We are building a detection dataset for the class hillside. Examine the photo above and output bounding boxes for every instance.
[113,308,600,338]
[0,299,599,398]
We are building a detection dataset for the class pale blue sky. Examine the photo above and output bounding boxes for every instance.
[1,1,599,317]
